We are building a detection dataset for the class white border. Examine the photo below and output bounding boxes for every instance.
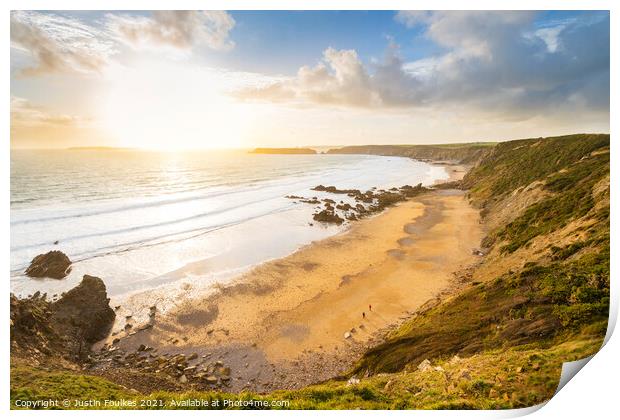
[3,1,617,419]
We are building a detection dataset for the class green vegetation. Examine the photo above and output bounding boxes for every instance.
[351,134,609,379]
[11,364,132,405]
[351,248,608,375]
[11,338,602,409]
[327,143,495,163]
[495,149,609,253]
[11,134,610,410]
[462,134,609,205]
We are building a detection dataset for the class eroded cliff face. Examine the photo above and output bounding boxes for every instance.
[10,275,115,365]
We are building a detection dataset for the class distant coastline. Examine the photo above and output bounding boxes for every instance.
[250,147,317,154]
[66,146,138,151]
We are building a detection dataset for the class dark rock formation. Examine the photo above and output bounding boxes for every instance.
[313,209,344,225]
[302,183,430,225]
[51,275,116,344]
[25,250,72,279]
[336,203,353,211]
[399,183,427,197]
[10,275,115,363]
[10,292,58,358]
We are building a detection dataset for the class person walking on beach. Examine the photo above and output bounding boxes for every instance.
[369,304,372,312]
[362,312,366,319]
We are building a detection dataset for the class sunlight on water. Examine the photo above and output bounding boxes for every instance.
[11,149,449,301]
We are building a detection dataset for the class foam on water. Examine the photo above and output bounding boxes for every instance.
[11,149,449,304]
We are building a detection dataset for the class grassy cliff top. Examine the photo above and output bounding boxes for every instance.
[326,143,495,164]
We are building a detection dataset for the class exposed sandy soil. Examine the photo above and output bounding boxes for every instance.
[104,186,483,392]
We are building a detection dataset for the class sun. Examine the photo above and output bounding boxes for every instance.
[98,60,255,150]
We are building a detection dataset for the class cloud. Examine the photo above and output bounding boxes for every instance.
[236,47,380,107]
[108,11,235,50]
[236,11,609,123]
[398,11,610,117]
[12,96,115,149]
[399,11,535,59]
[11,96,84,127]
[533,26,565,53]
[10,96,104,148]
[10,11,115,76]
[10,11,236,77]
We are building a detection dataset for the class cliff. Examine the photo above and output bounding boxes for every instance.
[326,143,496,164]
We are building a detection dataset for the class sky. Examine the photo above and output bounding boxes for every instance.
[10,10,610,150]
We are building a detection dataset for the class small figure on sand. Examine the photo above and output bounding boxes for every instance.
[369,304,372,311]
[362,312,366,319]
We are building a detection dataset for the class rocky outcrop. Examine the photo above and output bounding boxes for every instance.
[10,275,115,363]
[10,292,59,359]
[300,183,430,225]
[313,209,344,225]
[25,250,72,279]
[51,275,116,344]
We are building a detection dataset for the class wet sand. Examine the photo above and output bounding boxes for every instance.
[107,186,483,392]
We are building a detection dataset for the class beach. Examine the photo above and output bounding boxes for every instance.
[102,176,483,392]
[10,151,449,300]
[11,150,483,392]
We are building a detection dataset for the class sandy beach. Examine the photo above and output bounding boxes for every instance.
[105,177,483,392]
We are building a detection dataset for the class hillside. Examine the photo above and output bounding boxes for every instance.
[326,143,496,164]
[352,134,609,382]
[11,134,610,409]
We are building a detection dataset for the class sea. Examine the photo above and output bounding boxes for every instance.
[10,149,449,314]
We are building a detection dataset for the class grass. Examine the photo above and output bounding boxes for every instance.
[494,151,609,253]
[10,338,602,410]
[11,364,133,405]
[463,134,609,206]
[326,143,495,163]
[350,248,608,375]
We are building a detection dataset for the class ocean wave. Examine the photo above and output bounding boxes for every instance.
[11,202,298,273]
[10,170,332,226]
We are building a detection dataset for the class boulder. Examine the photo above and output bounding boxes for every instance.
[346,377,360,386]
[383,379,395,392]
[417,359,433,372]
[51,275,116,343]
[25,250,72,279]
[217,366,231,376]
[313,209,344,225]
